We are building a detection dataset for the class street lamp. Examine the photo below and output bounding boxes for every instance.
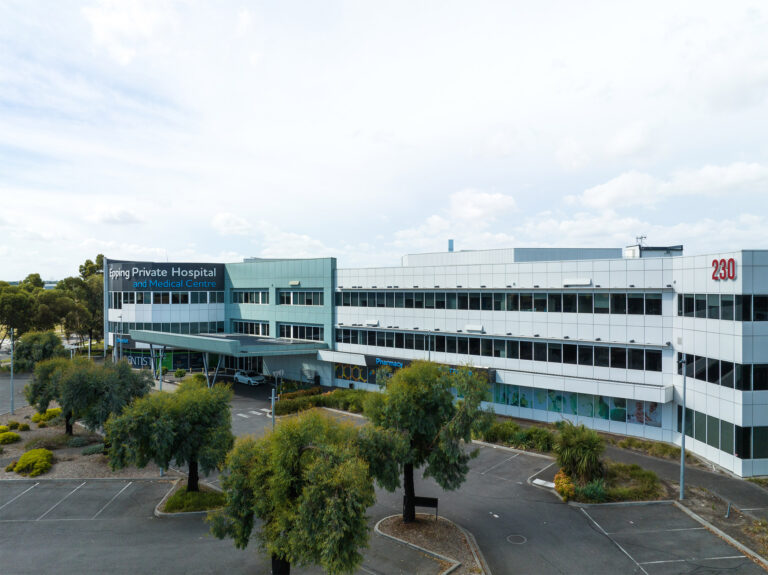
[9,327,14,415]
[679,352,687,500]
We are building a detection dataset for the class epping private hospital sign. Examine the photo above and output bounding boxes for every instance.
[107,261,225,291]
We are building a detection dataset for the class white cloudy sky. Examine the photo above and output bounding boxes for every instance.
[2,1,768,279]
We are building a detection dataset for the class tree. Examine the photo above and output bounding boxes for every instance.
[0,286,35,345]
[56,268,103,345]
[26,357,152,435]
[20,273,45,291]
[31,290,76,332]
[106,378,233,492]
[554,421,605,483]
[13,330,66,372]
[79,254,103,279]
[209,411,406,575]
[366,361,492,522]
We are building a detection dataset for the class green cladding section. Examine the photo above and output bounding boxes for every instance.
[225,258,336,346]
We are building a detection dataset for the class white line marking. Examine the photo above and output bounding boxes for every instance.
[0,483,39,512]
[92,481,133,519]
[236,413,249,418]
[37,481,86,521]
[581,508,649,575]
[740,507,768,511]
[248,410,261,415]
[481,454,519,475]
[259,408,270,412]
[639,555,745,565]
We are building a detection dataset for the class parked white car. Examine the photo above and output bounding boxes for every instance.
[233,370,266,386]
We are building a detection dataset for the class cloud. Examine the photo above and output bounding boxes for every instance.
[212,213,253,236]
[570,162,768,210]
[87,207,142,225]
[447,189,517,222]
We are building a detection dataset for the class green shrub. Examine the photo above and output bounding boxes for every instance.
[82,443,105,456]
[31,407,62,424]
[604,462,661,501]
[161,366,168,375]
[163,484,225,512]
[25,434,70,450]
[0,425,8,433]
[574,478,608,503]
[18,423,30,431]
[273,389,370,416]
[281,386,323,401]
[37,421,47,428]
[67,436,90,448]
[7,421,19,430]
[554,421,605,482]
[527,427,555,452]
[12,448,54,477]
[5,460,16,472]
[482,420,521,444]
[0,432,21,445]
[174,369,186,379]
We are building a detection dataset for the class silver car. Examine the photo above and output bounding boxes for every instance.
[233,370,266,386]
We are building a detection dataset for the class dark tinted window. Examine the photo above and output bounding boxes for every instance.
[628,294,644,315]
[610,347,626,369]
[548,293,562,312]
[534,342,547,362]
[548,343,562,363]
[578,345,593,366]
[754,296,768,321]
[534,293,547,312]
[645,293,662,315]
[720,361,734,388]
[736,295,751,321]
[754,365,768,391]
[519,341,532,360]
[562,293,577,313]
[594,293,609,314]
[736,364,751,391]
[684,294,694,317]
[695,355,707,381]
[507,340,519,359]
[721,295,734,320]
[695,294,706,318]
[594,346,609,367]
[707,295,719,319]
[506,293,518,311]
[520,293,533,311]
[707,358,719,384]
[628,349,644,370]
[735,425,751,459]
[677,293,682,316]
[563,344,577,364]
[611,293,627,314]
[646,350,662,372]
[578,293,593,313]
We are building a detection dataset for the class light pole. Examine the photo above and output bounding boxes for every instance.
[679,352,687,500]
[9,327,14,415]
[118,314,123,362]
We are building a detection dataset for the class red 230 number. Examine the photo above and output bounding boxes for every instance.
[711,258,736,280]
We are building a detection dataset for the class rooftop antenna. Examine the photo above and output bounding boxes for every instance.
[636,235,647,246]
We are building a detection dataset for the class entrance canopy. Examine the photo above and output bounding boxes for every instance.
[129,330,328,357]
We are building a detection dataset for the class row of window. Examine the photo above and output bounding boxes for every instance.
[675,353,767,391]
[110,291,225,309]
[334,290,663,315]
[231,290,269,305]
[676,406,767,460]
[278,323,325,341]
[676,293,768,321]
[108,321,225,335]
[278,290,325,306]
[335,328,664,372]
[232,320,270,336]
[490,383,662,427]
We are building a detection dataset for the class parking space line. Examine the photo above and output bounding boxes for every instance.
[92,481,133,519]
[480,454,519,475]
[639,555,745,565]
[236,413,249,418]
[37,481,86,521]
[0,482,39,512]
[580,508,649,575]
[248,410,261,415]
[259,408,270,412]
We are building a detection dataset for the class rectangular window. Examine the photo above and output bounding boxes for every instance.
[610,347,627,369]
[395,332,404,348]
[645,350,662,372]
[481,338,493,356]
[685,354,695,377]
[404,333,414,349]
[563,344,577,365]
[405,292,414,308]
[685,407,694,437]
[684,294,695,317]
[469,337,481,355]
[395,292,405,308]
[414,334,425,351]
[562,293,577,313]
[445,336,455,353]
[520,293,533,311]
[468,293,480,310]
[754,365,768,391]
[534,293,548,312]
[707,358,720,384]
[695,355,707,381]
[695,294,706,318]
[611,293,627,315]
[594,346,610,367]
[720,361,734,388]
[356,292,366,307]
[457,337,468,355]
[736,426,751,459]
[493,293,504,311]
[506,293,518,311]
[534,342,547,362]
[627,294,644,315]
[425,293,434,309]
[628,348,644,370]
[481,294,493,311]
[594,293,609,314]
[153,292,162,304]
[721,295,734,320]
[735,364,751,391]
[721,420,734,455]
[414,293,424,309]
[446,293,457,309]
[548,293,562,312]
[493,339,506,358]
[645,293,662,315]
[707,294,720,319]
[737,295,752,322]
[754,296,768,321]
[458,293,468,310]
[548,343,562,363]
[707,415,720,449]
[578,293,593,313]
[578,345,593,366]
[694,411,707,443]
[753,427,768,459]
[677,293,682,317]
[520,341,532,360]
[506,340,519,359]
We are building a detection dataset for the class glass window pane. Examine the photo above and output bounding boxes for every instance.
[507,340,519,358]
[707,415,720,448]
[695,356,707,381]
[425,293,434,309]
[707,294,720,319]
[595,396,610,420]
[520,293,533,311]
[610,397,626,422]
[578,293,593,313]
[578,345,593,366]
[707,358,720,384]
[481,294,493,311]
[534,389,548,411]
[611,347,626,369]
[684,294,694,317]
[694,411,707,443]
[562,293,577,313]
[520,341,532,360]
[721,295,734,320]
[458,293,468,310]
[506,293,518,311]
[469,293,480,310]
[492,293,504,311]
[754,365,768,391]
[534,342,547,362]
[645,402,661,427]
[721,420,734,455]
[645,350,662,372]
[548,343,562,363]
[677,293,682,316]
[577,394,594,417]
[627,294,644,315]
[548,293,562,312]
[518,387,532,408]
[594,293,609,314]
[481,338,493,356]
[594,346,609,367]
[754,296,768,321]
[720,361,734,388]
[695,294,706,318]
[548,390,564,413]
[446,293,457,309]
[493,339,506,358]
[628,349,644,370]
[534,293,547,312]
[645,293,661,315]
[611,293,626,314]
[753,427,768,459]
[736,426,751,459]
[563,344,577,364]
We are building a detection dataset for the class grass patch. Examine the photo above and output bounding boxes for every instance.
[163,482,225,513]
[274,389,370,416]
[604,462,662,501]
[617,437,695,462]
[82,443,105,456]
[478,419,556,452]
[746,519,768,556]
[747,477,768,489]
[25,433,72,451]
